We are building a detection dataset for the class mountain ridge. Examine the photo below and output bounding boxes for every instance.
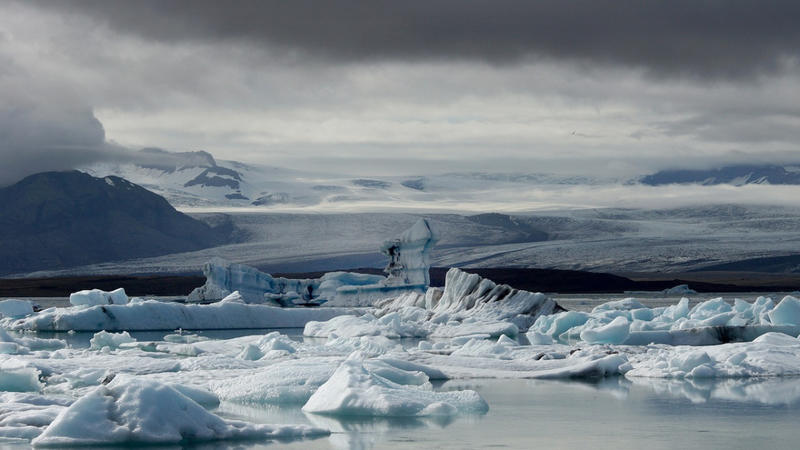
[0,171,231,275]
[641,164,800,186]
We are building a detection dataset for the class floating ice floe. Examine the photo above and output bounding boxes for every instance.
[188,218,438,306]
[302,352,488,417]
[69,288,128,307]
[89,331,135,350]
[2,299,355,331]
[662,284,697,295]
[0,362,42,392]
[528,295,800,345]
[187,257,385,306]
[305,268,563,339]
[0,393,72,440]
[31,378,328,447]
[0,328,64,354]
[626,332,800,378]
[0,299,34,318]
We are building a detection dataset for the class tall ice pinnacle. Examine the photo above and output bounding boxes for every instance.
[381,218,438,287]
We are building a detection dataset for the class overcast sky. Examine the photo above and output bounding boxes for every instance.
[1,0,800,185]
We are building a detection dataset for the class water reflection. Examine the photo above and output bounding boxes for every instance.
[305,414,456,450]
[528,376,800,406]
[629,376,800,406]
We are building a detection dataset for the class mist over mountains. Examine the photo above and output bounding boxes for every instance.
[79,148,800,211]
[641,164,800,186]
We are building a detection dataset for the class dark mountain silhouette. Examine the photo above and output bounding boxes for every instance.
[0,171,231,275]
[641,164,800,186]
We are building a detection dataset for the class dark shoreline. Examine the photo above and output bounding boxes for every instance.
[2,267,800,298]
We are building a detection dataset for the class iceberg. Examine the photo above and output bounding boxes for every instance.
[305,268,563,339]
[380,217,437,288]
[0,393,70,441]
[579,316,630,344]
[626,333,800,378]
[662,284,697,295]
[32,379,328,446]
[3,299,356,331]
[0,365,42,392]
[529,295,800,346]
[302,353,488,417]
[69,288,128,307]
[89,331,135,350]
[0,299,34,318]
[0,328,65,354]
[188,219,438,307]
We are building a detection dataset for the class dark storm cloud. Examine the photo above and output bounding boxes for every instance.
[0,100,125,186]
[39,0,800,79]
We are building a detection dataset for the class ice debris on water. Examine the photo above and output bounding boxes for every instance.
[529,295,800,345]
[305,267,564,339]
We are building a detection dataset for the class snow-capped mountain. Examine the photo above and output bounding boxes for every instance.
[81,148,619,209]
[640,164,800,186]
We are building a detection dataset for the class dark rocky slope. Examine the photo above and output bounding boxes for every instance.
[0,171,230,275]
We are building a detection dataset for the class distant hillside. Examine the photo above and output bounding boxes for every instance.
[0,171,231,275]
[641,164,800,186]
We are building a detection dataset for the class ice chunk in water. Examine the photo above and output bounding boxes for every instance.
[0,299,34,318]
[302,353,488,417]
[580,317,630,344]
[768,296,800,326]
[0,365,42,392]
[32,378,328,446]
[69,288,128,307]
[89,331,135,350]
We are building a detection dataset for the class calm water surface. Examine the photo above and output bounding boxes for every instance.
[207,377,800,450]
[4,378,791,449]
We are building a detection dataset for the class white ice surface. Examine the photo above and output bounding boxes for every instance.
[529,295,800,345]
[302,353,487,417]
[31,378,328,447]
[305,268,561,339]
[0,300,34,319]
[3,300,356,331]
[69,288,128,307]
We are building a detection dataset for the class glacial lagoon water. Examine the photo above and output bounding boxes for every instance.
[3,330,798,449]
[138,376,793,450]
[4,377,792,449]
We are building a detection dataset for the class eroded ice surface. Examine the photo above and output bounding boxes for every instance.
[31,378,328,447]
[0,300,34,319]
[69,288,128,307]
[305,268,563,339]
[188,219,438,307]
[2,299,355,331]
[302,352,487,417]
[529,295,800,345]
